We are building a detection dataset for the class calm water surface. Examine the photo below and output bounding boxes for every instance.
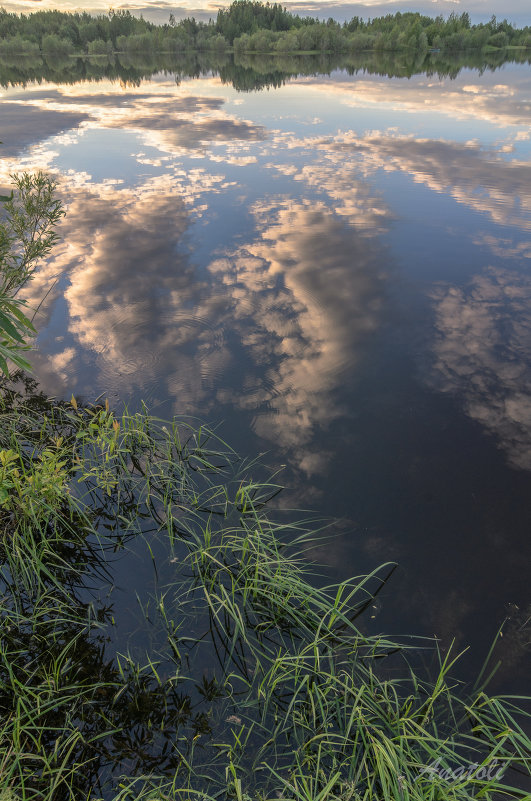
[2,57,531,687]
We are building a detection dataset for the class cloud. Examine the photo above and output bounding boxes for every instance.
[0,102,89,160]
[476,234,531,261]
[3,0,531,22]
[306,132,531,230]
[430,267,531,471]
[285,1,531,24]
[208,186,390,476]
[20,140,391,480]
[24,175,232,408]
[292,72,531,131]
[111,112,267,150]
[9,67,531,485]
[12,83,267,156]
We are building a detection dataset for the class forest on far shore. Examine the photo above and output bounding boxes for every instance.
[0,0,530,61]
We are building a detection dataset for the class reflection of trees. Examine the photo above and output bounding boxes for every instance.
[343,47,531,78]
[1,49,530,91]
[221,51,345,89]
[219,59,288,91]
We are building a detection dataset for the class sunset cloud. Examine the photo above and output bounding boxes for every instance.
[1,0,529,23]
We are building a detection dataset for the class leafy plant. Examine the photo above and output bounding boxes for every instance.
[0,172,64,375]
[0,445,69,521]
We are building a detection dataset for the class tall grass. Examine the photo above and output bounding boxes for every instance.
[0,375,528,800]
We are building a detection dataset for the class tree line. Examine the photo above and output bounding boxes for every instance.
[0,1,530,60]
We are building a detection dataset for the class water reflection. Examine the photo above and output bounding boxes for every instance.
[2,53,531,682]
[299,70,531,130]
[5,60,531,479]
[0,101,88,159]
[298,133,531,229]
[1,49,530,92]
[0,376,252,798]
[210,198,389,475]
[24,177,230,409]
[25,178,390,480]
[431,267,531,470]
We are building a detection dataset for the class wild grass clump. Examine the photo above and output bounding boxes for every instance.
[140,481,530,801]
[0,378,246,798]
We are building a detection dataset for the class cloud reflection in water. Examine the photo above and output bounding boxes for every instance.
[431,267,531,471]
[210,197,389,475]
[27,179,390,479]
[5,71,531,484]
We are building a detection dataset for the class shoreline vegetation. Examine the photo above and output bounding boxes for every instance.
[0,1,530,65]
[1,177,530,797]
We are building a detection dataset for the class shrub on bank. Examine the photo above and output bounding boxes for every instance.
[0,35,40,60]
[87,37,113,56]
[42,33,74,59]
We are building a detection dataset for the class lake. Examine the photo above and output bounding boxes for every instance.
[1,51,530,691]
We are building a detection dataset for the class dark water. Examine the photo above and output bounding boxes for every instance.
[2,53,530,689]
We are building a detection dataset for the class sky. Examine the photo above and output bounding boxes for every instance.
[1,0,530,26]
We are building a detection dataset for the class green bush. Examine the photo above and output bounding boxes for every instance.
[87,37,113,55]
[348,32,375,51]
[162,34,187,53]
[249,28,276,52]
[206,33,229,51]
[0,173,63,375]
[489,31,509,48]
[0,35,40,60]
[275,30,299,52]
[41,33,74,58]
[234,32,252,51]
[124,32,155,53]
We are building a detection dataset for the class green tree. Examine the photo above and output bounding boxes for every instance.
[78,21,99,46]
[0,3,527,58]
